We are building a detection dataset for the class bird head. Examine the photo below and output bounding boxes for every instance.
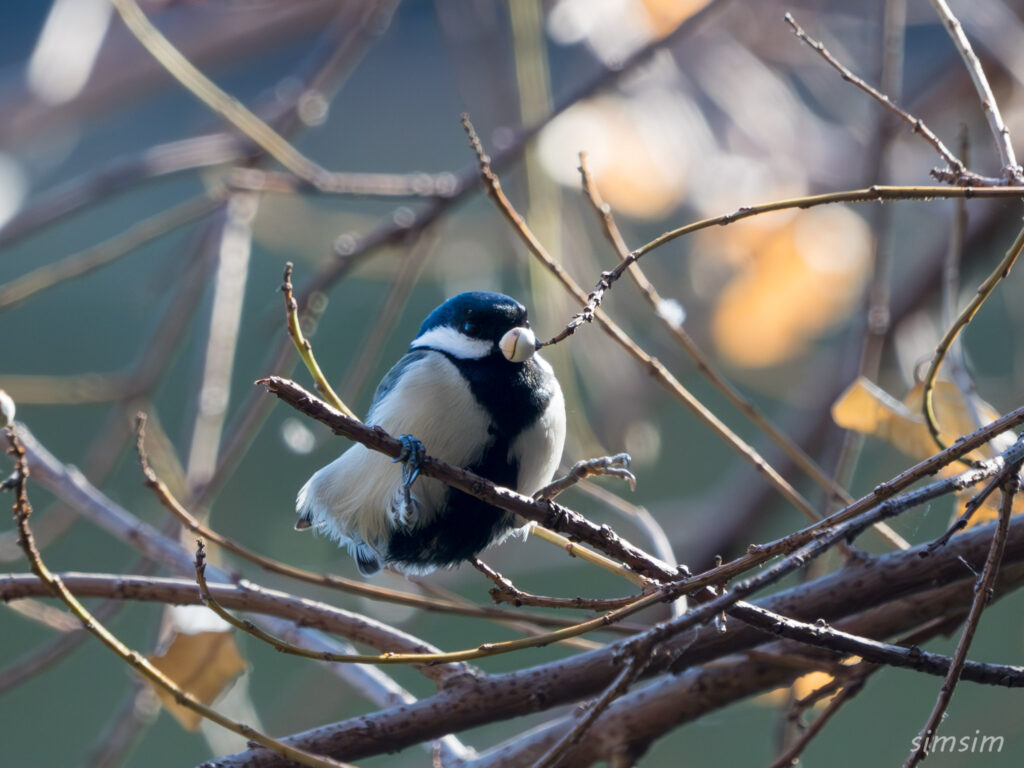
[412,291,538,363]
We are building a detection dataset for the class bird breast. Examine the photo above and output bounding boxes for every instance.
[302,351,494,546]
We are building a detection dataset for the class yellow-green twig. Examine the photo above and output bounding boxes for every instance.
[193,533,675,666]
[922,222,1024,456]
[530,525,649,588]
[281,263,357,419]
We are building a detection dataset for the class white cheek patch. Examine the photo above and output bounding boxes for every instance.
[412,326,492,359]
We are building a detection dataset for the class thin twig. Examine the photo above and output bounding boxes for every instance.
[529,525,651,588]
[192,540,483,672]
[927,0,1023,181]
[471,558,642,611]
[922,222,1024,455]
[192,537,663,666]
[576,480,678,573]
[927,470,1002,551]
[0,134,242,251]
[733,601,1023,686]
[0,597,123,694]
[531,654,644,768]
[942,127,992,445]
[185,193,258,493]
[772,616,963,768]
[784,12,972,182]
[225,166,461,198]
[110,0,337,190]
[767,675,870,768]
[339,227,438,402]
[581,184,1024,326]
[281,263,357,419]
[412,577,610,650]
[0,195,222,312]
[576,152,907,552]
[904,466,1022,767]
[4,427,353,768]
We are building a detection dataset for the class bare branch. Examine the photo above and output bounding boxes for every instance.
[928,0,1023,181]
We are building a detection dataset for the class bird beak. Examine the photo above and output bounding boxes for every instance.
[499,326,537,363]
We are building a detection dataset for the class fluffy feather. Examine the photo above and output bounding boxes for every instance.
[296,350,492,560]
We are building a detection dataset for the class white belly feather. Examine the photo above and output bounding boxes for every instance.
[297,351,492,547]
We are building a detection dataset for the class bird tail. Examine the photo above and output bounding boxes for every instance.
[354,542,383,576]
[295,475,317,531]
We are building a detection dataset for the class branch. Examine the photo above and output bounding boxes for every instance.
[461,114,824,529]
[280,263,357,418]
[259,376,679,582]
[575,152,907,552]
[733,602,1022,686]
[210,516,1024,766]
[928,0,1023,181]
[0,195,222,313]
[471,558,643,611]
[5,426,353,768]
[11,422,478,721]
[783,12,976,183]
[586,185,1024,321]
[922,221,1024,454]
[135,413,605,630]
[905,467,1022,767]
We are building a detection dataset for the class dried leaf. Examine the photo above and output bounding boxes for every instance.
[146,630,247,730]
[951,487,1024,530]
[832,376,1003,471]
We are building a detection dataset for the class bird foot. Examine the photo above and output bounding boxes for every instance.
[392,434,425,524]
[534,453,636,501]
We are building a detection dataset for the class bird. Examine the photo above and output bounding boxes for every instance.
[295,290,566,576]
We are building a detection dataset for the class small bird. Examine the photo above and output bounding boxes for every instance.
[295,291,566,576]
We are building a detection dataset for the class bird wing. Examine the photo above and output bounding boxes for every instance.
[366,348,430,418]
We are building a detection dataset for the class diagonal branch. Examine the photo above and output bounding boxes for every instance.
[928,0,1023,181]
[904,463,1022,767]
[783,12,978,183]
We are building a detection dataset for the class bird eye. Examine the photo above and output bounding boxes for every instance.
[461,320,479,336]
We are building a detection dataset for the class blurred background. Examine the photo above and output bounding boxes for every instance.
[2,0,1024,765]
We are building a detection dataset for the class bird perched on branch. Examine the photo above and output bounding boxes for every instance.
[295,291,566,576]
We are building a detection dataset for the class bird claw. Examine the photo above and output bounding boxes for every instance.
[393,434,425,509]
[534,452,636,501]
